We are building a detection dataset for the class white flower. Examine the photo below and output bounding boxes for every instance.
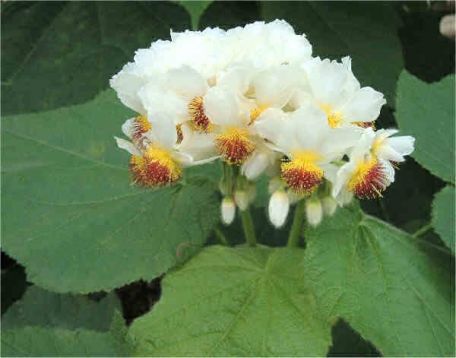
[331,128,414,200]
[234,190,249,211]
[268,190,290,228]
[228,20,312,69]
[306,198,323,226]
[321,196,338,216]
[301,57,386,128]
[221,197,236,225]
[115,116,216,187]
[254,100,361,194]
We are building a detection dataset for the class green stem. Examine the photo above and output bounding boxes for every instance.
[214,227,229,246]
[287,200,306,247]
[412,223,433,238]
[240,209,257,247]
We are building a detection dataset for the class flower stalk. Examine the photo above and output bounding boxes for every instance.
[240,208,257,247]
[287,200,306,247]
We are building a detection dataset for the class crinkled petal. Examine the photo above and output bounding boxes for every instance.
[340,87,386,123]
[114,137,141,156]
[204,87,245,127]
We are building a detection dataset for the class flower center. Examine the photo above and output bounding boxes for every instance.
[281,151,323,194]
[320,104,342,128]
[129,146,181,186]
[249,104,269,124]
[216,127,255,165]
[347,158,387,198]
[132,115,152,140]
[188,96,212,132]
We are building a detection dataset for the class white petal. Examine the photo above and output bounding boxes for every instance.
[121,117,136,139]
[221,197,236,225]
[306,199,323,226]
[268,190,290,228]
[321,126,363,162]
[252,66,300,107]
[254,108,293,154]
[177,124,218,163]
[303,57,352,106]
[381,159,395,185]
[340,87,386,123]
[138,83,188,124]
[349,127,376,162]
[150,113,177,149]
[203,87,245,127]
[241,150,271,180]
[386,136,415,158]
[110,63,146,114]
[114,137,141,156]
[166,65,208,99]
[332,162,356,197]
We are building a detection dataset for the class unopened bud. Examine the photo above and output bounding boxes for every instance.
[322,196,337,216]
[306,198,323,227]
[221,197,236,225]
[234,190,249,211]
[268,190,290,228]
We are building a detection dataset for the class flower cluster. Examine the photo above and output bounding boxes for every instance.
[111,20,415,227]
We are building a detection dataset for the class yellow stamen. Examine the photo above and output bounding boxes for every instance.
[320,103,343,128]
[249,104,269,124]
[281,151,323,194]
[130,146,181,187]
[216,127,255,165]
[347,158,387,199]
[188,96,212,132]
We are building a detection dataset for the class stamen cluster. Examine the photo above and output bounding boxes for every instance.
[111,20,415,227]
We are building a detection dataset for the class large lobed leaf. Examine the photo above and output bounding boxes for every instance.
[304,205,455,356]
[2,286,120,331]
[1,285,131,357]
[130,246,332,356]
[1,2,190,115]
[396,71,455,183]
[432,185,455,253]
[261,1,403,104]
[1,90,220,293]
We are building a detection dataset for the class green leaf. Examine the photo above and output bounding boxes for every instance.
[3,286,120,331]
[396,71,455,183]
[1,325,131,357]
[200,1,260,30]
[304,205,455,356]
[260,2,403,104]
[2,90,220,293]
[1,2,190,115]
[130,246,332,356]
[432,186,455,253]
[177,1,212,30]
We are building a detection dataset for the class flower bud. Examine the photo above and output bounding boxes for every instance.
[268,190,290,228]
[322,196,337,217]
[234,190,249,211]
[221,197,236,225]
[305,198,323,227]
[268,177,283,194]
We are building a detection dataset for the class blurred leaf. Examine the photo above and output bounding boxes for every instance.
[328,320,380,357]
[1,1,190,115]
[177,1,212,29]
[396,71,455,183]
[130,246,332,356]
[261,1,403,104]
[2,90,219,293]
[1,322,131,357]
[200,1,260,29]
[398,3,455,82]
[304,205,455,356]
[432,186,455,253]
[3,286,120,331]
[1,264,27,315]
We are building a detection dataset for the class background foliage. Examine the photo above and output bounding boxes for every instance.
[1,1,455,356]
